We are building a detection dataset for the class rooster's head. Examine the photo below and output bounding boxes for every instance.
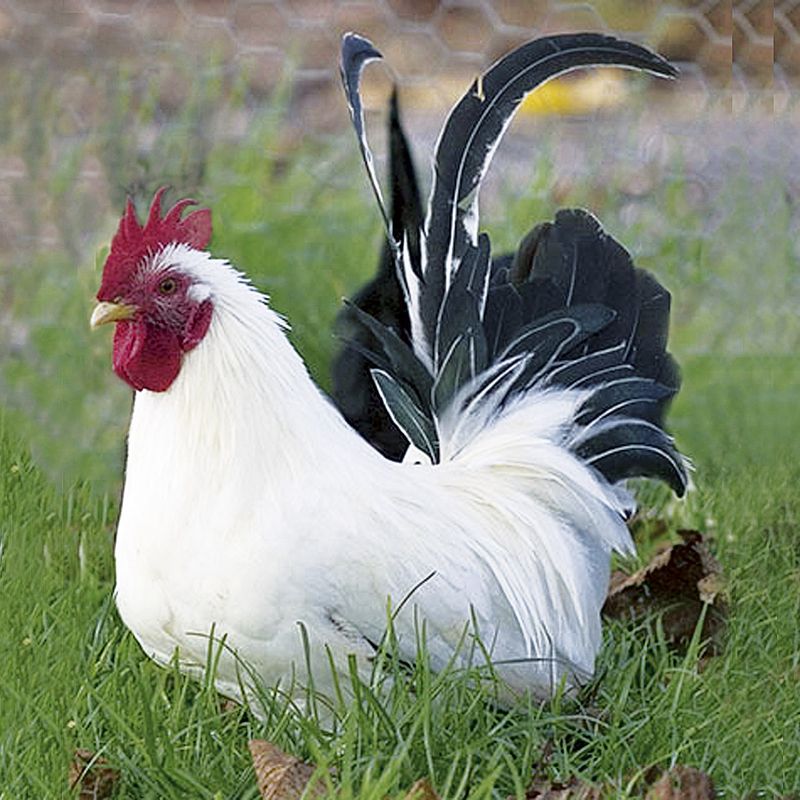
[91,188,214,392]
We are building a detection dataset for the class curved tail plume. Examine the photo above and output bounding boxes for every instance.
[337,32,687,496]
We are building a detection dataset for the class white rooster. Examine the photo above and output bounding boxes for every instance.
[91,33,687,706]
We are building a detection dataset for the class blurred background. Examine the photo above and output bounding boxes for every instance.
[0,0,796,494]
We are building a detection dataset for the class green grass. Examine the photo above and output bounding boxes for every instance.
[1,66,799,797]
[1,355,799,797]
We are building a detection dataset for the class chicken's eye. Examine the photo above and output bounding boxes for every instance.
[158,277,178,295]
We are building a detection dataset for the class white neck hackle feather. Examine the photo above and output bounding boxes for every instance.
[114,244,634,706]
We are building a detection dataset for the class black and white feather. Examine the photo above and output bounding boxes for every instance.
[332,89,423,460]
[337,31,687,496]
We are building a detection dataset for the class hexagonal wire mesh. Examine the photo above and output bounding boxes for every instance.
[0,1,792,254]
[0,1,797,489]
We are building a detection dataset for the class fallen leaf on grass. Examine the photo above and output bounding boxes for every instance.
[249,739,325,800]
[513,740,601,799]
[603,529,726,653]
[68,749,119,799]
[514,765,715,800]
[403,777,441,799]
[645,765,715,799]
[515,776,601,799]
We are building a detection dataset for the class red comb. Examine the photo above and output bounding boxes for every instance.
[97,187,212,300]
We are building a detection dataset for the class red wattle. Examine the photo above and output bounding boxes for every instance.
[113,321,182,392]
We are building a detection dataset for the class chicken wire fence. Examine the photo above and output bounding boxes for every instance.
[0,1,792,256]
[0,0,797,489]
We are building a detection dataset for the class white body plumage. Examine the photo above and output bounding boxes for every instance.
[114,245,634,705]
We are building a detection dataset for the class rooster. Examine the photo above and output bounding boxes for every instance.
[91,33,687,706]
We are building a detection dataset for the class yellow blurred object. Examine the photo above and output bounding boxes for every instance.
[519,69,629,115]
[371,69,632,117]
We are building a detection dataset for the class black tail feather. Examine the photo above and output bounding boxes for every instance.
[387,89,424,280]
[506,209,687,493]
[334,32,687,496]
[331,89,422,460]
[420,33,677,358]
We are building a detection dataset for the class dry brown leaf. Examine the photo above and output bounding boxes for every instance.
[645,765,715,799]
[603,529,727,653]
[517,776,602,799]
[402,777,441,800]
[249,739,326,800]
[68,748,120,799]
[512,760,718,799]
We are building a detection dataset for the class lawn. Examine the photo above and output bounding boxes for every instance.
[2,353,799,797]
[1,88,799,796]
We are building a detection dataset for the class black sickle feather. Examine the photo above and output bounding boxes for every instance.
[544,344,630,388]
[345,301,432,408]
[371,369,438,462]
[574,420,686,495]
[435,234,492,371]
[339,33,402,275]
[339,34,387,217]
[510,209,687,493]
[387,89,424,280]
[331,86,425,459]
[483,283,523,358]
[420,33,677,357]
[497,308,617,404]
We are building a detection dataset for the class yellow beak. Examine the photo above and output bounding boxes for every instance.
[90,301,136,329]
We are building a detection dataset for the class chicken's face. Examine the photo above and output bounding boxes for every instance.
[91,188,214,392]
